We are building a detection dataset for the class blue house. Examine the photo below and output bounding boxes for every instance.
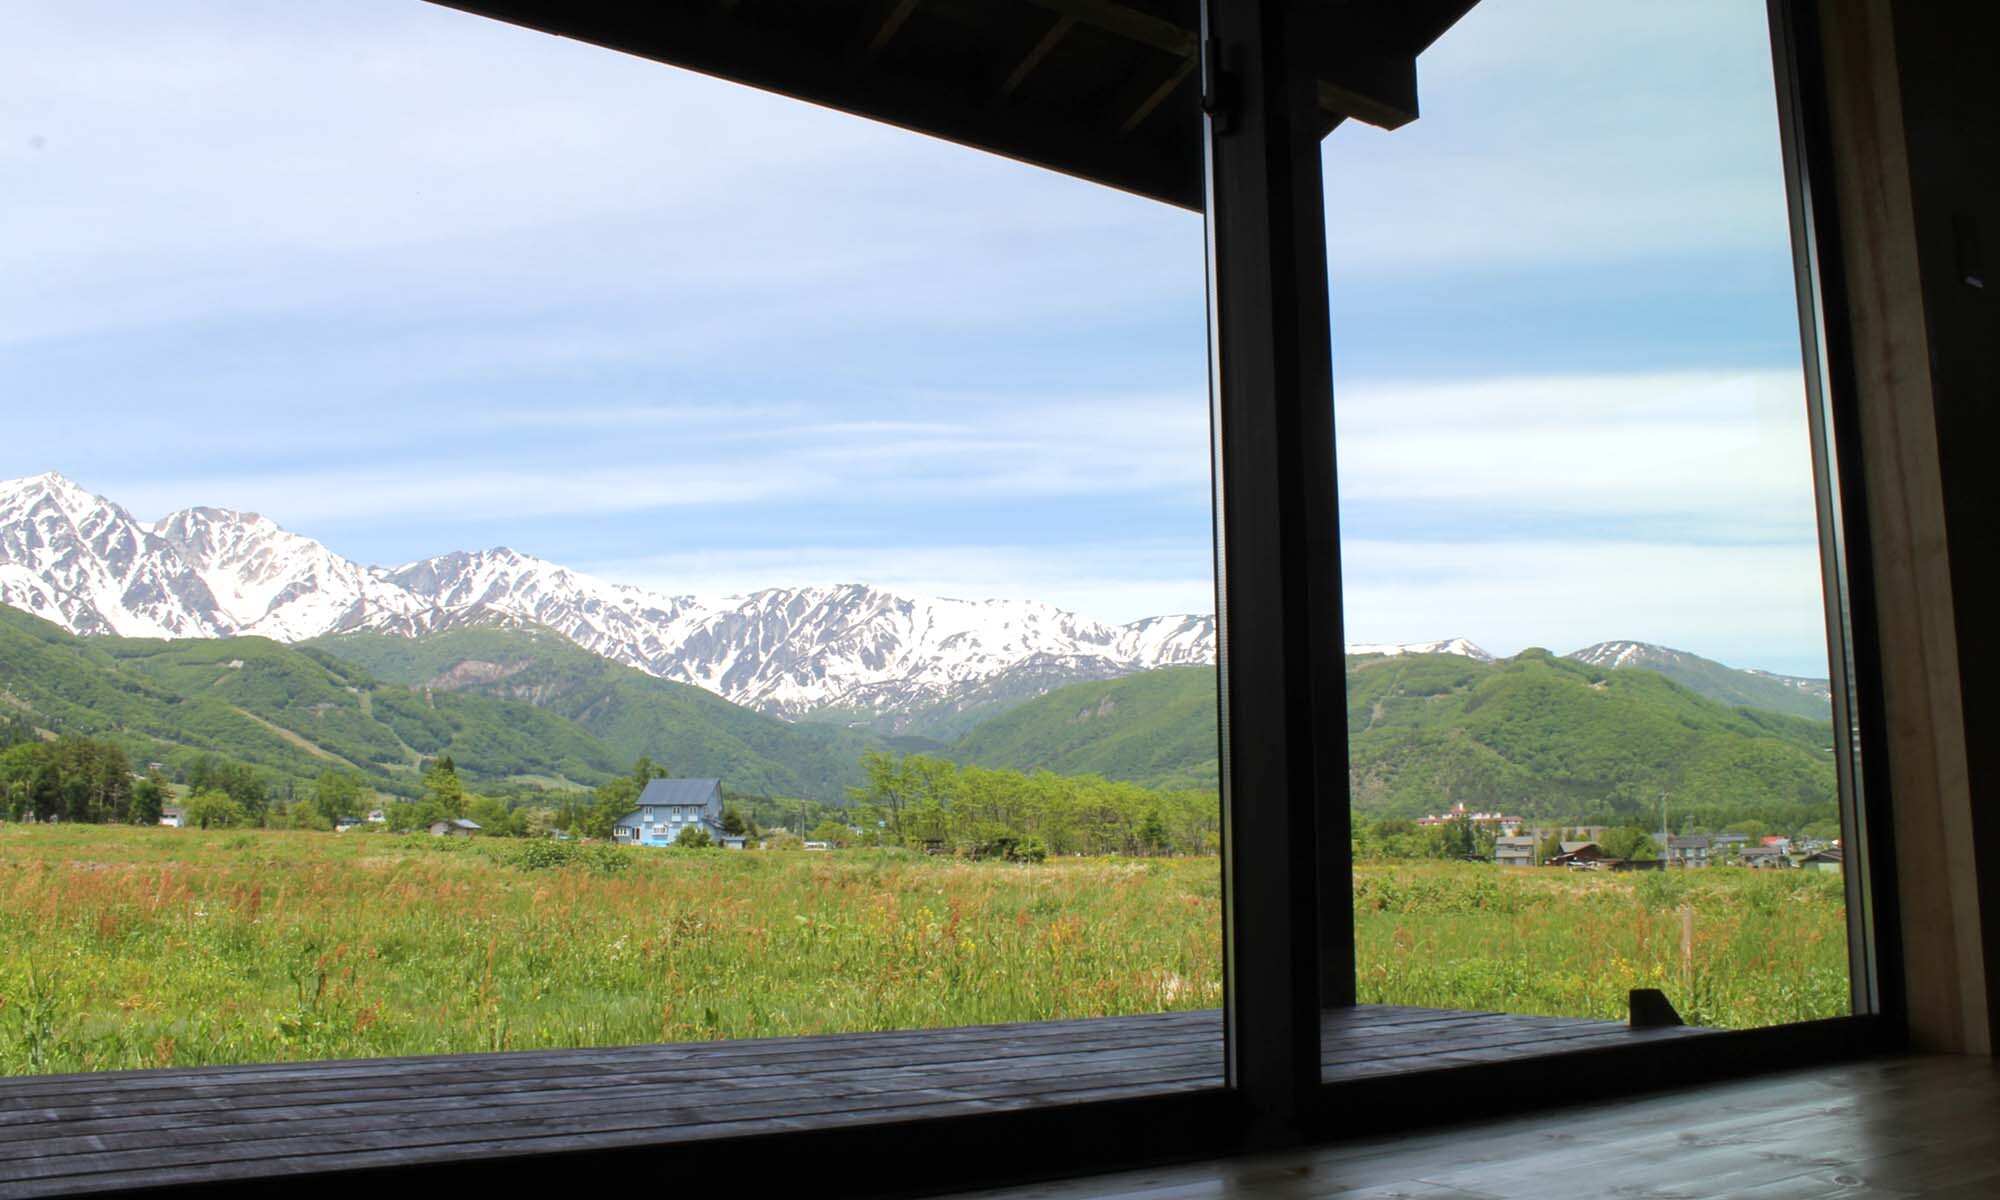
[612,778,743,848]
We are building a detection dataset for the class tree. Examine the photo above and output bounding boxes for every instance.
[676,824,713,849]
[186,756,270,822]
[632,756,669,791]
[422,757,466,819]
[1536,829,1565,865]
[313,771,365,823]
[1137,808,1170,855]
[1601,825,1660,861]
[848,750,909,842]
[720,806,748,837]
[131,771,167,825]
[808,818,850,847]
[585,776,639,840]
[183,789,247,830]
[469,794,518,836]
[29,766,59,823]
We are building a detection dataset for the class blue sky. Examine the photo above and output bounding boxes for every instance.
[0,0,1832,676]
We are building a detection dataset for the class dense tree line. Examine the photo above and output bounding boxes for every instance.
[1,728,160,825]
[840,751,1217,858]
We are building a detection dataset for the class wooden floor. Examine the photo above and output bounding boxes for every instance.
[0,1005,1707,1196]
[958,1054,2000,1200]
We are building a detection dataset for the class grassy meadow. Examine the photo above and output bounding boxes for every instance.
[1353,861,1850,1028]
[0,826,1846,1076]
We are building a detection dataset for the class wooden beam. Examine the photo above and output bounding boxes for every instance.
[1022,0,1195,56]
[1119,51,1197,134]
[858,0,922,67]
[993,14,1075,108]
[427,0,1206,209]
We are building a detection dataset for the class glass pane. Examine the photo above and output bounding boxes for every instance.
[1327,0,1849,1036]
[0,0,1221,1093]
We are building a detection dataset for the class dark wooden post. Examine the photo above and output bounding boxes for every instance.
[1202,0,1353,1137]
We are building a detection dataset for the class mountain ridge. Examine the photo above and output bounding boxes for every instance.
[0,472,1830,728]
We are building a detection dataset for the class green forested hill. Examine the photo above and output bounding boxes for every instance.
[0,605,625,793]
[953,652,1839,829]
[0,608,863,800]
[307,625,871,800]
[949,666,1220,791]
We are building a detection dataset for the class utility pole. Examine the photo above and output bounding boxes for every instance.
[1660,790,1670,867]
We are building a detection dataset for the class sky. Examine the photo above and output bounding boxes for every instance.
[0,0,1832,676]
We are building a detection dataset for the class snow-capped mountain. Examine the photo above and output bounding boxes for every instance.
[0,473,1226,719]
[1567,640,1831,719]
[0,473,230,639]
[1348,637,1493,662]
[0,473,1516,721]
[154,506,432,639]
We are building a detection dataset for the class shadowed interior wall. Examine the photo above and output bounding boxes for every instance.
[1818,0,1999,1056]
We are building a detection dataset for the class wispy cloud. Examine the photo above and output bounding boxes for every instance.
[0,0,1830,674]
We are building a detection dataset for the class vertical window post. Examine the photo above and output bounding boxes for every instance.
[1203,0,1352,1136]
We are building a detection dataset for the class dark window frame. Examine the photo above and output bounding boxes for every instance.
[4,1,1902,1190]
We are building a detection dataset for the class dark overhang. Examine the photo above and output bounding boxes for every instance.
[426,0,1476,210]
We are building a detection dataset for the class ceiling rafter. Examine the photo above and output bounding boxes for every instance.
[993,13,1076,109]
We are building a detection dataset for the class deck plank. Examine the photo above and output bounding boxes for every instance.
[0,1004,1717,1194]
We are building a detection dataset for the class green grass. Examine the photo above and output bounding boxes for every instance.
[0,828,1847,1077]
[1354,862,1850,1028]
[0,825,1221,1074]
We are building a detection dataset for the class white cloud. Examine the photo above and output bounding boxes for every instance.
[106,390,1211,526]
[1324,0,1792,275]
[1341,538,1832,678]
[1333,369,1820,532]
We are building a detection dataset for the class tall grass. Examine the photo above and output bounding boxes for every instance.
[0,826,1220,1074]
[0,828,1847,1077]
[1354,862,1850,1027]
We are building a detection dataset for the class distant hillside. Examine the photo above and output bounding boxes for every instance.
[0,607,868,801]
[954,652,1838,829]
[1346,650,1835,827]
[0,605,622,794]
[950,666,1219,791]
[307,625,871,800]
[1567,641,1831,720]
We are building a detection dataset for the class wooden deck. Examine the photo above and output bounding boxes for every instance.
[0,1006,1711,1196]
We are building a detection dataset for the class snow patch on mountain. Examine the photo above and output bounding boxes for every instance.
[1347,637,1494,662]
[0,473,1226,720]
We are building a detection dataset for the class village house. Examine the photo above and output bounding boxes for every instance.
[1417,801,1523,835]
[159,805,186,829]
[1801,846,1844,874]
[428,818,480,837]
[1739,845,1790,869]
[612,778,747,849]
[1493,835,1537,867]
[1548,841,1613,869]
[1667,835,1712,868]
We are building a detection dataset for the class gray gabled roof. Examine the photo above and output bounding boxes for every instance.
[636,778,724,808]
[1668,835,1711,849]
